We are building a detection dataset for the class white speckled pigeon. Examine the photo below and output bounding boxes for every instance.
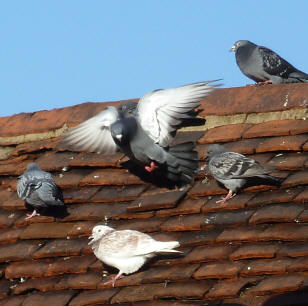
[17,163,64,219]
[206,144,282,204]
[88,225,181,286]
[230,40,308,84]
[64,81,219,185]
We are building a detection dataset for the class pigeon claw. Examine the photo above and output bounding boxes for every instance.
[216,191,236,204]
[145,161,158,172]
[256,80,272,85]
[25,210,40,220]
[104,273,124,287]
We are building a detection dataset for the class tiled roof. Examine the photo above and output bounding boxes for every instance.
[0,84,308,305]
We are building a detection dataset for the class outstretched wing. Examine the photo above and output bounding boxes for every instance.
[209,152,272,180]
[258,46,297,78]
[137,81,218,147]
[63,106,120,154]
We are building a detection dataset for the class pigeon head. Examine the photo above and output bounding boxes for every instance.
[88,225,114,245]
[110,121,130,144]
[118,101,138,118]
[206,144,227,160]
[230,40,254,52]
[26,162,41,171]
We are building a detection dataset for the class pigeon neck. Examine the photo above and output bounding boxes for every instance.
[236,44,255,63]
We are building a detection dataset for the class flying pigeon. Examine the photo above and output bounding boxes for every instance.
[88,225,181,286]
[206,144,282,204]
[17,163,64,219]
[64,81,219,185]
[230,40,308,84]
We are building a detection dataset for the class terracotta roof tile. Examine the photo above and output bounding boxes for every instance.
[156,198,205,218]
[68,221,98,239]
[243,119,308,139]
[205,278,259,300]
[297,209,308,222]
[0,227,23,245]
[223,138,265,155]
[36,151,76,172]
[0,279,10,299]
[249,275,304,296]
[1,193,25,210]
[188,179,226,198]
[21,290,77,306]
[0,241,41,263]
[62,187,100,203]
[278,242,308,258]
[115,218,165,233]
[0,209,24,229]
[198,123,252,144]
[193,261,244,280]
[14,215,54,227]
[5,260,49,279]
[249,204,304,224]
[202,193,254,213]
[241,258,293,276]
[217,226,266,243]
[32,238,88,259]
[294,187,308,203]
[20,222,76,240]
[258,224,308,241]
[0,158,30,176]
[127,190,186,213]
[54,272,102,290]
[54,170,90,189]
[268,152,308,170]
[281,170,308,188]
[229,243,280,260]
[160,214,205,232]
[69,288,119,306]
[0,295,26,305]
[287,256,308,273]
[256,134,308,153]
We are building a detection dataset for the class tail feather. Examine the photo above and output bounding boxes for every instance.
[259,175,283,186]
[155,240,181,254]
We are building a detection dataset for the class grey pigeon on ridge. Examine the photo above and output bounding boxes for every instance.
[206,144,282,204]
[64,81,219,185]
[230,40,308,84]
[17,163,64,219]
[88,225,181,286]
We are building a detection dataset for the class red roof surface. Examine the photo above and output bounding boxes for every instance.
[0,84,308,305]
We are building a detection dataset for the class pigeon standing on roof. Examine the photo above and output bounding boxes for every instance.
[206,144,282,204]
[64,81,220,185]
[88,225,181,286]
[17,163,65,219]
[230,40,308,84]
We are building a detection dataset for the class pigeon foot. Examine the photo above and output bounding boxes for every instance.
[25,210,40,220]
[256,80,272,85]
[216,191,236,204]
[145,161,158,172]
[104,273,124,287]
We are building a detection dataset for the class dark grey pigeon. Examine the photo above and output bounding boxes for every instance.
[64,81,220,185]
[230,40,308,84]
[17,163,64,219]
[206,144,282,204]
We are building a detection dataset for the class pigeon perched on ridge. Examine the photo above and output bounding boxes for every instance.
[206,144,282,204]
[64,81,220,185]
[88,225,181,286]
[17,163,64,219]
[230,40,308,84]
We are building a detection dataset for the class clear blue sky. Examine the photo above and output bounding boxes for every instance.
[1,1,307,116]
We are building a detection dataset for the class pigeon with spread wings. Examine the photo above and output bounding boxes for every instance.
[206,144,282,204]
[64,81,219,185]
[17,163,65,219]
[230,40,308,84]
[89,225,181,286]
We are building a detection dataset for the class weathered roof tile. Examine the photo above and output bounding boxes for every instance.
[160,214,205,232]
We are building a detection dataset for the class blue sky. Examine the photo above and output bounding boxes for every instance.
[1,1,307,116]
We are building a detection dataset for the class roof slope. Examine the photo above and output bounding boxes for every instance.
[0,84,308,305]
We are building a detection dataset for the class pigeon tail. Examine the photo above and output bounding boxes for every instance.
[289,70,308,81]
[155,240,181,253]
[258,175,283,186]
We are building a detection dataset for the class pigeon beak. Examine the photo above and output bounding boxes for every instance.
[229,45,236,52]
[88,235,94,245]
[115,134,122,140]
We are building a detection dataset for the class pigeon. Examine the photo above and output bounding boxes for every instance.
[64,81,219,185]
[17,163,64,219]
[206,144,282,204]
[88,225,181,286]
[230,40,308,84]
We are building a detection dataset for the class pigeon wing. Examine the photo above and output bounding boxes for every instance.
[63,106,120,154]
[210,152,273,180]
[101,230,165,258]
[258,46,297,78]
[137,81,218,147]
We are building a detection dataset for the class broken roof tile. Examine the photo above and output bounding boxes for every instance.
[193,261,244,280]
[249,204,304,224]
[127,190,186,213]
[160,214,205,232]
[229,243,280,261]
[256,134,308,153]
[198,123,252,144]
[243,119,308,139]
[249,275,304,296]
